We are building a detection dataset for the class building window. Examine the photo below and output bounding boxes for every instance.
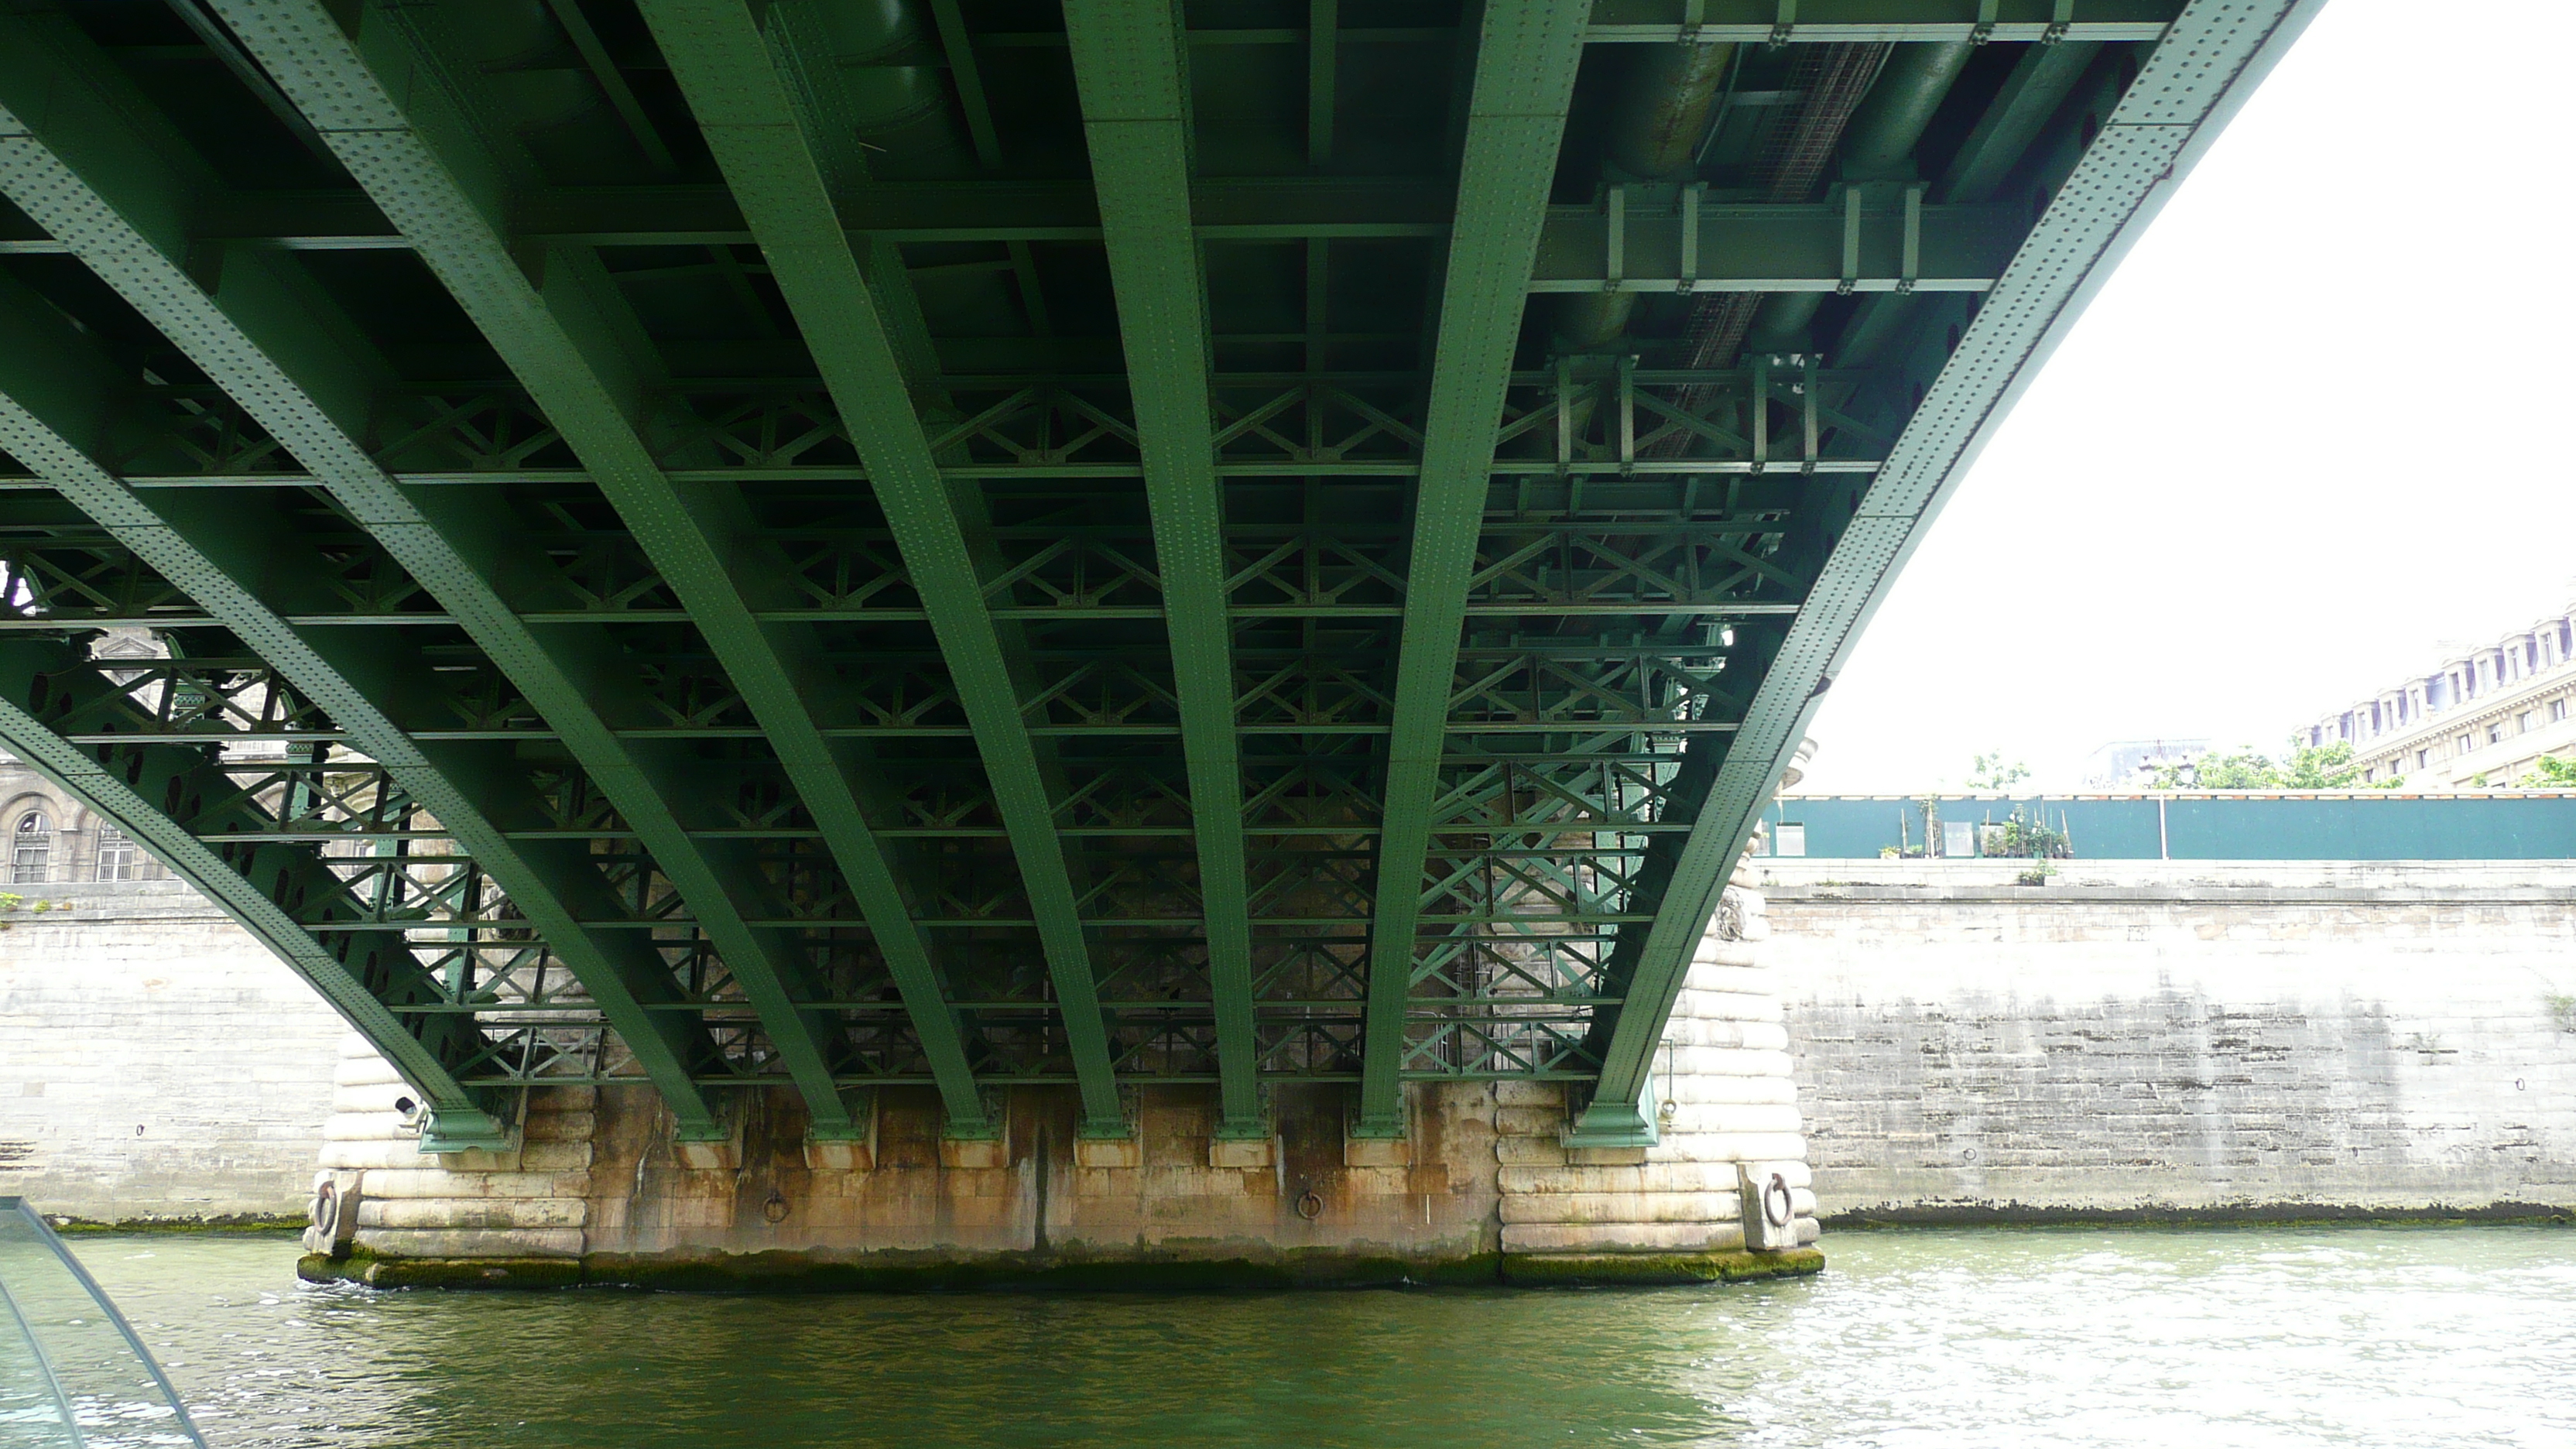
[2417,749,2429,768]
[94,824,138,881]
[2553,698,2570,723]
[1774,823,1806,857]
[2459,733,2475,755]
[2488,724,2503,745]
[12,811,50,883]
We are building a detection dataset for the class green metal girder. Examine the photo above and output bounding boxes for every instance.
[204,0,988,1137]
[1585,0,2182,43]
[1354,0,1593,1136]
[1566,0,2325,1145]
[0,5,886,1139]
[1529,201,2016,293]
[631,0,1125,1135]
[0,636,512,1149]
[0,269,724,1133]
[1063,0,1260,1138]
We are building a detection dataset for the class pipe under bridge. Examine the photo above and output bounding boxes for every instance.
[0,0,2309,1168]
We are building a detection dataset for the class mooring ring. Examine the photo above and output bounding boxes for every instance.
[1762,1172,1795,1231]
[1294,1190,1324,1221]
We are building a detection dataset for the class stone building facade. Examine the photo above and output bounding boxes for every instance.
[2,755,172,890]
[2306,601,2576,788]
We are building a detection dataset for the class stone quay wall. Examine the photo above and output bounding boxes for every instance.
[1757,858,2576,1222]
[0,880,346,1222]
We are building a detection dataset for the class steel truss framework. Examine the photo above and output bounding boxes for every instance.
[0,0,2310,1144]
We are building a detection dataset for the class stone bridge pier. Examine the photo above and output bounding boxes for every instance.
[299,855,1818,1290]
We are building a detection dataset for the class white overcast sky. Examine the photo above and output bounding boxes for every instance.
[1793,0,2576,794]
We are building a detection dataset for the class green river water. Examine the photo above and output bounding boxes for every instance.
[48,1226,2576,1447]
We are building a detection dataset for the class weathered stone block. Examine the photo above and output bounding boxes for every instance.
[1499,1191,1741,1225]
[517,1139,593,1173]
[1074,1136,1142,1170]
[1492,1105,1567,1137]
[354,1225,584,1259]
[940,1136,1009,1170]
[1499,1162,1745,1195]
[1499,1220,1744,1254]
[803,1137,873,1172]
[1208,1136,1275,1169]
[1343,1135,1411,1167]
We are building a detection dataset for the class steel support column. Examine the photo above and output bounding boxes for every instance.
[200,0,988,1138]
[1354,1,1592,1136]
[635,0,1128,1138]
[1063,1,1261,1139]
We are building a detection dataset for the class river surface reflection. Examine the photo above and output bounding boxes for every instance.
[60,1225,2576,1447]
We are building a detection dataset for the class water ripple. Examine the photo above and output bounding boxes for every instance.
[60,1227,2576,1448]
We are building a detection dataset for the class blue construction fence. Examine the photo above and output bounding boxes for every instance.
[1759,793,2576,860]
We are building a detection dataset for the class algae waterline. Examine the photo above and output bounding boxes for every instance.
[291,1246,1824,1291]
[57,1225,2576,1446]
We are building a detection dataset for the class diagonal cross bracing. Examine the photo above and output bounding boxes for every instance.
[0,270,723,1135]
[204,0,1003,1138]
[0,2,952,1139]
[634,0,1127,1137]
[0,635,513,1148]
[1353,1,1593,1136]
[1566,0,2326,1144]
[1061,1,1260,1139]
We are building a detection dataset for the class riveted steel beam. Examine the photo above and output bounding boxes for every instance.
[0,176,1456,252]
[190,0,995,1139]
[632,0,1125,1136]
[1584,0,2181,43]
[1530,201,2015,293]
[1567,0,2324,1145]
[0,5,906,1140]
[0,268,724,1132]
[1354,1,1593,1137]
[0,637,511,1148]
[1064,0,1261,1139]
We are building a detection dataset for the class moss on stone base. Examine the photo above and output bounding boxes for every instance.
[579,1247,1498,1293]
[1822,1202,2576,1228]
[52,1213,307,1236]
[298,1252,583,1290]
[298,1245,1814,1292]
[1499,1248,1824,1287]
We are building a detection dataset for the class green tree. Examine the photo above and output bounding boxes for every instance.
[2525,755,2576,788]
[1965,752,2030,790]
[2280,741,2376,789]
[2150,738,2392,790]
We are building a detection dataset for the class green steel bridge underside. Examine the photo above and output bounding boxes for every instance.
[0,0,2308,1150]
